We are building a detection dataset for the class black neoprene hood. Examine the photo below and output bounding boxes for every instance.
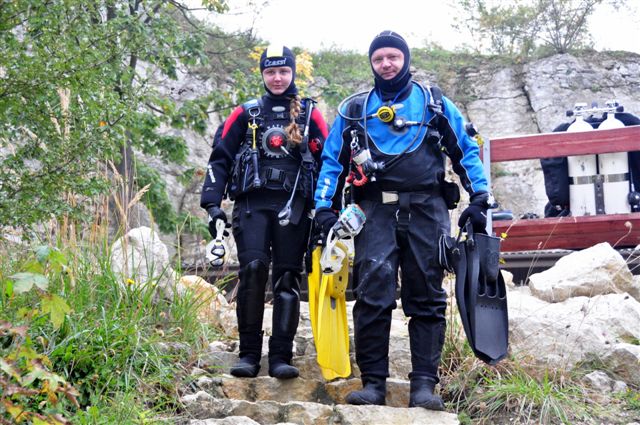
[368,31,412,99]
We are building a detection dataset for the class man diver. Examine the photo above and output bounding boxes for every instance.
[314,31,492,410]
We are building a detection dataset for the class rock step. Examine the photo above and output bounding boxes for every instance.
[202,334,413,382]
[192,375,425,408]
[200,349,415,382]
[182,391,460,425]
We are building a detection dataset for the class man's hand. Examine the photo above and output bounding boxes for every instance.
[314,207,339,244]
[458,192,494,234]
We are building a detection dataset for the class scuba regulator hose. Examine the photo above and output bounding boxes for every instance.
[336,82,432,175]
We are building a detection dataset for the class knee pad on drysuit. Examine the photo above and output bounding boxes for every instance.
[236,259,269,334]
[271,271,301,341]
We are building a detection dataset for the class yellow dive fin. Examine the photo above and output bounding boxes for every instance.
[308,241,351,380]
[308,246,342,380]
[307,246,322,343]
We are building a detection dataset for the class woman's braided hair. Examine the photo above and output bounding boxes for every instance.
[285,95,303,144]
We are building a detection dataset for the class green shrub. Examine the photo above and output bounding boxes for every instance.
[1,241,220,423]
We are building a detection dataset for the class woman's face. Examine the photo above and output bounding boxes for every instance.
[262,66,293,95]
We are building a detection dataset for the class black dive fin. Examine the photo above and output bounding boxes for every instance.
[454,238,474,350]
[471,231,508,364]
[457,223,509,365]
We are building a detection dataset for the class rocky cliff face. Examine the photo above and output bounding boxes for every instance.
[435,52,640,219]
[145,52,640,265]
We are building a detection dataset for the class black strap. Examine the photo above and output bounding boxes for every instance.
[261,166,297,191]
[300,98,316,168]
[346,93,367,123]
[396,192,411,236]
[421,84,448,154]
[426,84,444,116]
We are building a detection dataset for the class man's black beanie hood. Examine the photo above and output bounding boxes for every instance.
[368,31,412,99]
[260,45,298,97]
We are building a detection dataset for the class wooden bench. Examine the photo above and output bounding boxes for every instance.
[482,125,640,252]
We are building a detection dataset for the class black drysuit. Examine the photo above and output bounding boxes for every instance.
[201,93,328,366]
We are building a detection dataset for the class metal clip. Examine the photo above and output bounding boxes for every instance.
[381,191,399,204]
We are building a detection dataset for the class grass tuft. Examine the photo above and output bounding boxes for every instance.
[1,237,221,422]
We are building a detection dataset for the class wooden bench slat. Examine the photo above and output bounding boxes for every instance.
[484,125,640,252]
[492,213,640,251]
[484,125,640,162]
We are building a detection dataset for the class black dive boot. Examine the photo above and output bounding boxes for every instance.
[409,377,445,410]
[268,340,299,379]
[230,260,268,378]
[230,332,262,377]
[345,376,386,405]
[408,316,446,409]
[268,271,300,379]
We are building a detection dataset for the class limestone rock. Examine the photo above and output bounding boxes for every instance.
[178,275,232,323]
[190,417,260,425]
[582,370,629,396]
[110,226,177,297]
[508,286,640,368]
[181,393,335,424]
[528,242,634,302]
[181,392,459,425]
[626,273,640,301]
[334,404,459,425]
[214,376,329,405]
[582,371,616,393]
[601,343,640,386]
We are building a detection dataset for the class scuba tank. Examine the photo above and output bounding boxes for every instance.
[597,101,631,214]
[566,103,597,216]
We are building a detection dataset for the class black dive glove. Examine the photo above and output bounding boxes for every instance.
[314,207,339,242]
[458,192,493,234]
[206,205,228,239]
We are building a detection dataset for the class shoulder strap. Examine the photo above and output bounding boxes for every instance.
[299,98,311,122]
[346,93,368,124]
[417,82,449,153]
[300,98,316,166]
[242,98,261,112]
[421,83,444,116]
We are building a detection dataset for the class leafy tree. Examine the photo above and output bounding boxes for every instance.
[454,0,628,56]
[536,0,605,53]
[455,0,540,56]
[312,49,371,113]
[0,0,246,233]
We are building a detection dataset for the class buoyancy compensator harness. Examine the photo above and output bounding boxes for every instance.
[338,81,460,208]
[227,97,318,226]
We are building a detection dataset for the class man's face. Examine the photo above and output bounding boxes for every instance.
[262,66,293,95]
[370,47,404,80]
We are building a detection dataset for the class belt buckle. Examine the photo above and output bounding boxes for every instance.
[381,191,399,204]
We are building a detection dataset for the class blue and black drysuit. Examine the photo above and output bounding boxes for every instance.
[315,81,488,386]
